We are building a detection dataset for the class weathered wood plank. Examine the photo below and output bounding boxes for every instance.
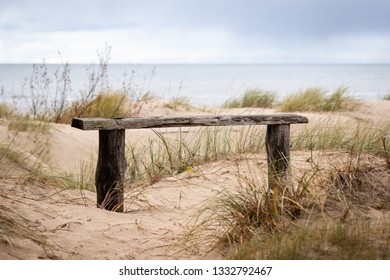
[71,114,308,131]
[96,129,127,212]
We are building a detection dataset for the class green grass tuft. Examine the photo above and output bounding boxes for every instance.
[165,97,191,110]
[7,119,51,134]
[223,88,276,108]
[59,91,127,123]
[138,91,155,102]
[291,119,390,154]
[278,87,352,112]
[125,126,266,184]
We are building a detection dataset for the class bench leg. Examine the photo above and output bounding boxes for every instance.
[96,129,127,212]
[265,124,291,212]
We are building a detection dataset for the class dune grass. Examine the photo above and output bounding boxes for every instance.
[223,88,276,108]
[383,94,390,101]
[180,145,390,259]
[0,204,47,250]
[278,87,353,112]
[126,126,265,184]
[59,91,128,123]
[165,96,192,110]
[1,90,143,124]
[7,119,51,134]
[225,150,390,260]
[0,100,51,134]
[229,220,390,259]
[0,48,154,124]
[0,103,16,119]
[292,118,390,154]
[1,117,52,178]
[0,145,30,172]
[176,116,390,259]
[138,91,156,102]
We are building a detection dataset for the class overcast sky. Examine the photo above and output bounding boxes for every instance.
[0,0,389,63]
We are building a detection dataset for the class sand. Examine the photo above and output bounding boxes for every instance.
[1,100,389,259]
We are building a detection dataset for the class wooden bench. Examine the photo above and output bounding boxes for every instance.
[71,114,308,212]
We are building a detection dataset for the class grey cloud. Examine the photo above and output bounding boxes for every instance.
[1,0,389,36]
[209,0,390,40]
[1,0,389,63]
[0,0,137,31]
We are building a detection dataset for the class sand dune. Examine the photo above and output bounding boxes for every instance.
[1,100,389,259]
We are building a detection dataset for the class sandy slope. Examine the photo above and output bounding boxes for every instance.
[1,158,255,259]
[1,100,389,259]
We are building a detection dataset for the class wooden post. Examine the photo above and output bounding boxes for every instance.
[265,124,291,204]
[96,129,127,212]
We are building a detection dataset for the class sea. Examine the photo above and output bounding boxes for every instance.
[1,63,389,109]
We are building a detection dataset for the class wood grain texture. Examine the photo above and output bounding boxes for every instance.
[265,124,291,191]
[71,114,308,131]
[96,129,127,212]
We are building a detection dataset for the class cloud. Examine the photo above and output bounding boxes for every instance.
[0,27,235,63]
[1,0,390,63]
[3,0,390,34]
[0,0,136,32]
[323,33,390,63]
[2,27,390,64]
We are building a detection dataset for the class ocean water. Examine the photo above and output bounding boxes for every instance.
[1,63,389,108]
